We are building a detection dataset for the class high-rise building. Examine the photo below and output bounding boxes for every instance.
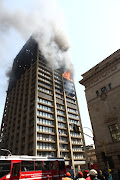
[0,37,86,173]
[79,50,120,178]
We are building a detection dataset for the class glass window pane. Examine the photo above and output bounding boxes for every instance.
[43,161,51,171]
[35,161,43,171]
[21,161,34,171]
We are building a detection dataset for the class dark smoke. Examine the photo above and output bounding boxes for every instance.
[0,0,74,78]
[5,68,12,78]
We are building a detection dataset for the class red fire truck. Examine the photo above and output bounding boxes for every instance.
[0,155,66,180]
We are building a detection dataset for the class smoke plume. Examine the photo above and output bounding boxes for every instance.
[0,0,74,77]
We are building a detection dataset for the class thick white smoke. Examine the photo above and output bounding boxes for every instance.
[0,0,74,76]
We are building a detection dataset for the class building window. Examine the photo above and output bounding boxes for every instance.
[21,161,34,171]
[96,91,99,97]
[108,124,120,142]
[101,87,107,93]
[108,83,112,90]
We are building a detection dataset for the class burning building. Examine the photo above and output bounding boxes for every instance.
[0,37,86,173]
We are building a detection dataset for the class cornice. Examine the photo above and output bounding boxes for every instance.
[80,57,120,87]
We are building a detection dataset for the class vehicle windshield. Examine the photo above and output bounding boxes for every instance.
[0,160,11,178]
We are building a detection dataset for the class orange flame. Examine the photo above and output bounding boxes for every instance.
[62,71,73,81]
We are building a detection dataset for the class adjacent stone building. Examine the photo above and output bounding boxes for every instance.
[79,50,120,178]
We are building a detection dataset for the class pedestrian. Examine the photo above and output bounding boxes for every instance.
[83,170,89,178]
[85,170,91,180]
[103,167,109,180]
[98,170,105,180]
[76,171,85,180]
[47,175,50,180]
[62,172,73,180]
[117,169,120,179]
[87,169,100,180]
[107,169,113,180]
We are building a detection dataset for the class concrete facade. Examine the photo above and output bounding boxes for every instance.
[79,50,120,178]
[0,37,86,174]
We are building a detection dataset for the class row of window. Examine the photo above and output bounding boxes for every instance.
[56,93,63,98]
[72,146,83,151]
[59,137,68,143]
[65,86,75,93]
[57,116,65,121]
[67,107,78,113]
[37,142,55,150]
[37,117,53,125]
[54,71,61,77]
[57,104,64,109]
[70,132,81,137]
[38,77,51,84]
[37,97,53,106]
[37,111,53,118]
[58,122,66,128]
[38,86,52,94]
[64,81,74,88]
[37,104,53,111]
[55,84,63,89]
[69,124,73,130]
[69,119,80,125]
[73,153,84,159]
[66,97,76,104]
[57,110,64,115]
[65,91,75,98]
[37,151,54,157]
[68,113,79,119]
[38,72,51,80]
[37,133,55,141]
[60,152,69,158]
[60,144,68,150]
[38,81,51,89]
[71,139,82,144]
[37,125,54,133]
[38,67,51,76]
[54,75,61,80]
[59,129,67,135]
[54,79,62,84]
[55,88,63,94]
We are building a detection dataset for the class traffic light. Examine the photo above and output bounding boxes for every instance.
[73,124,80,133]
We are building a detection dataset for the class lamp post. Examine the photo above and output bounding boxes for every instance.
[83,127,93,133]
[84,131,109,169]
[1,148,12,156]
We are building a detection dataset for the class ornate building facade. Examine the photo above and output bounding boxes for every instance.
[80,50,120,178]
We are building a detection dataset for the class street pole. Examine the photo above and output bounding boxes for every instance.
[83,133,109,169]
[75,125,109,169]
[73,124,109,169]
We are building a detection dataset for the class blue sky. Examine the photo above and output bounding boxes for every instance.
[0,0,120,145]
